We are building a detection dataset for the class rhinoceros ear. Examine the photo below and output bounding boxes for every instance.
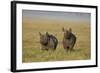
[46,32,49,36]
[62,27,65,32]
[69,28,72,32]
[39,32,42,36]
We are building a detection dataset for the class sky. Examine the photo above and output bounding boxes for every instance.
[22,10,91,22]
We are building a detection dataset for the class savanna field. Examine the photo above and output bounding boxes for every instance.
[22,19,91,63]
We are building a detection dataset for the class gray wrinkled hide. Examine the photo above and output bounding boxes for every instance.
[39,32,58,51]
[62,28,76,51]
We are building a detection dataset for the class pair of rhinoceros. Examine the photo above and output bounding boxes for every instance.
[39,27,76,51]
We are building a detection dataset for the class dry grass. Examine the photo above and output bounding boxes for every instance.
[22,19,91,63]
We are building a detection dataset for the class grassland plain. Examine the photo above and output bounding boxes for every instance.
[22,19,91,63]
